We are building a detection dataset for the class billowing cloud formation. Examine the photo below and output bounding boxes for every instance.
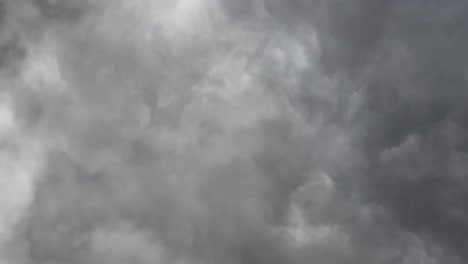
[0,0,467,263]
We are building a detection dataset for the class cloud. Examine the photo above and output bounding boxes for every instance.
[0,0,467,263]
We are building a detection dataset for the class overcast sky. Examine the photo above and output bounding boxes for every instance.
[0,0,467,263]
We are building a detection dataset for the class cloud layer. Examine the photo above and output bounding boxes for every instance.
[0,0,467,263]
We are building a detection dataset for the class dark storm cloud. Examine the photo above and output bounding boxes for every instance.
[0,0,467,263]
[347,1,468,260]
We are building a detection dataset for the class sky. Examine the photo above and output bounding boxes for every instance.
[0,0,467,263]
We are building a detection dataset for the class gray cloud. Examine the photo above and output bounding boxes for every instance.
[0,0,467,263]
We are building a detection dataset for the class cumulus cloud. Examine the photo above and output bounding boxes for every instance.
[0,0,467,263]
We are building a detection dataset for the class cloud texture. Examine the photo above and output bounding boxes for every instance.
[0,0,467,263]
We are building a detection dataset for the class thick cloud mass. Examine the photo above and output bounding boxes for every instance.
[0,0,467,263]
